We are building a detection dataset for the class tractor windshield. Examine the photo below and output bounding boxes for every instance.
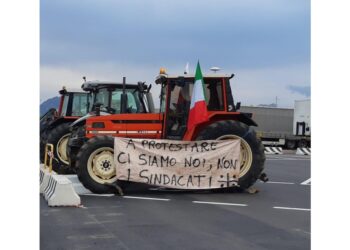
[93,88,147,114]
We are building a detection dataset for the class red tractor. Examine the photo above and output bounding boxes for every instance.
[40,88,90,172]
[66,80,154,170]
[41,80,154,174]
[70,70,266,193]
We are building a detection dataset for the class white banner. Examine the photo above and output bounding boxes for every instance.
[114,138,241,189]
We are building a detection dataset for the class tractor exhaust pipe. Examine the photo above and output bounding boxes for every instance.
[120,76,128,113]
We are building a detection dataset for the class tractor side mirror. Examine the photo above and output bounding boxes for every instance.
[93,102,103,116]
[137,81,147,92]
[235,102,241,110]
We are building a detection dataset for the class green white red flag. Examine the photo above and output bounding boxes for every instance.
[187,62,209,131]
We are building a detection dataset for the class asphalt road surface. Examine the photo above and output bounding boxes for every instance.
[41,154,310,250]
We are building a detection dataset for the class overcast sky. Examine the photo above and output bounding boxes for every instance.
[40,0,310,108]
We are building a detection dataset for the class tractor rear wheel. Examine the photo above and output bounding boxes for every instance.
[76,136,117,194]
[46,123,74,174]
[196,120,265,190]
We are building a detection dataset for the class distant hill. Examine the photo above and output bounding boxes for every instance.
[40,96,60,116]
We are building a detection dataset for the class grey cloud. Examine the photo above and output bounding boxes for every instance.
[40,0,310,68]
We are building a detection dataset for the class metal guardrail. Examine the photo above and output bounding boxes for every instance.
[44,143,54,173]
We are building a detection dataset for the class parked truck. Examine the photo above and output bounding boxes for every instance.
[239,99,311,149]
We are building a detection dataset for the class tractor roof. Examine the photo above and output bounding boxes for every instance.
[155,74,234,84]
[81,81,144,91]
[59,87,86,95]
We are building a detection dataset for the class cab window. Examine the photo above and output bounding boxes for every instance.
[203,79,224,111]
[110,90,141,113]
[94,89,109,108]
[60,94,69,116]
[71,93,89,116]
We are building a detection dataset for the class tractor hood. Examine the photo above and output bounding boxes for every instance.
[70,111,110,127]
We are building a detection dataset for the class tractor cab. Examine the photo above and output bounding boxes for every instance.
[40,87,90,133]
[40,87,90,167]
[81,81,154,115]
[57,87,91,117]
[67,81,155,169]
[155,71,250,140]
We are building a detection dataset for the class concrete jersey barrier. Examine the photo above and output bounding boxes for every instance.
[40,165,81,207]
[296,148,311,155]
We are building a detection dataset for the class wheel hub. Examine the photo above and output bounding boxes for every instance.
[102,160,111,170]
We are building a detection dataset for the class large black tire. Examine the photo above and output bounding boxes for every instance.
[76,136,116,194]
[196,120,266,189]
[298,139,308,148]
[46,122,74,174]
[286,139,297,150]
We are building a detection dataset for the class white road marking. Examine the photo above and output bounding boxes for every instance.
[293,228,311,235]
[264,181,295,185]
[80,193,115,197]
[300,178,311,185]
[273,206,311,211]
[84,220,121,225]
[149,187,188,192]
[266,154,310,158]
[192,201,247,206]
[266,158,309,161]
[123,196,170,201]
[266,155,310,160]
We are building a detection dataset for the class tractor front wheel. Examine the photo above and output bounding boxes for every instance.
[196,120,266,190]
[76,136,117,194]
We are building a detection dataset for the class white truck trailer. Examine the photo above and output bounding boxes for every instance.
[240,99,311,149]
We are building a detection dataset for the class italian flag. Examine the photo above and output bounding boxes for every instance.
[187,62,209,131]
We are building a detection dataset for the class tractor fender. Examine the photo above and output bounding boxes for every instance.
[184,112,258,141]
[47,117,76,130]
[70,111,110,128]
[209,112,258,127]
